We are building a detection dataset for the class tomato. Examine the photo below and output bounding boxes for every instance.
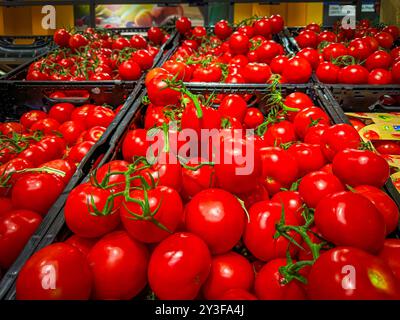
[87,231,148,300]
[217,289,257,300]
[348,38,372,61]
[181,158,216,200]
[163,60,191,81]
[383,25,399,40]
[338,65,369,84]
[255,258,306,300]
[203,252,254,300]
[288,143,326,177]
[20,110,47,129]
[315,191,385,253]
[304,123,328,145]
[147,26,164,45]
[317,30,336,43]
[242,62,271,83]
[147,74,180,106]
[83,126,106,143]
[270,55,289,74]
[0,197,13,217]
[185,189,245,254]
[30,118,60,135]
[316,61,340,83]
[269,14,284,34]
[120,185,183,243]
[271,190,304,224]
[320,123,361,161]
[148,232,211,300]
[86,106,115,128]
[244,200,301,261]
[262,120,296,147]
[132,49,153,70]
[192,26,207,39]
[354,185,399,235]
[64,235,97,256]
[297,48,320,70]
[48,103,75,124]
[64,183,121,238]
[68,34,88,49]
[91,160,129,193]
[392,61,400,84]
[214,20,232,40]
[365,50,392,71]
[40,159,75,185]
[0,209,42,269]
[229,32,249,54]
[71,104,95,125]
[67,141,95,164]
[16,243,92,300]
[368,68,393,84]
[118,60,141,80]
[53,28,71,47]
[332,149,390,188]
[284,92,314,121]
[218,94,247,122]
[293,106,330,139]
[58,120,85,146]
[11,173,64,216]
[322,43,348,61]
[256,41,282,64]
[379,239,400,281]
[376,31,394,49]
[192,64,222,82]
[308,247,400,299]
[244,107,264,128]
[260,147,299,195]
[0,122,24,137]
[0,158,33,190]
[295,30,318,49]
[122,129,150,161]
[282,57,312,83]
[36,135,66,160]
[374,140,400,155]
[298,171,344,209]
[175,16,192,34]
[129,34,146,49]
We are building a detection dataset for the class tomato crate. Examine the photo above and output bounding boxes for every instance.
[0,83,347,300]
[0,82,143,299]
[320,85,400,207]
[0,27,178,86]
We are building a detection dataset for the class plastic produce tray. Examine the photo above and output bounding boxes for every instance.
[0,83,143,299]
[0,35,55,61]
[0,84,347,300]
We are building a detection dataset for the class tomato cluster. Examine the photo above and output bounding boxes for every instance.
[0,96,123,273]
[161,15,313,84]
[295,21,400,84]
[14,67,400,300]
[27,27,169,81]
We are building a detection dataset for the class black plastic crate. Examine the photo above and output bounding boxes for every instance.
[0,27,178,84]
[320,85,400,208]
[0,84,344,300]
[0,83,143,299]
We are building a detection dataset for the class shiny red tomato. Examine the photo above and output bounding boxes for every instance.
[64,234,97,256]
[181,158,216,200]
[87,231,149,300]
[282,56,312,83]
[338,65,369,84]
[365,50,393,71]
[288,143,327,177]
[263,121,297,147]
[374,140,400,155]
[202,252,254,300]
[214,20,233,40]
[148,232,211,300]
[242,62,272,83]
[316,62,340,83]
[67,141,95,164]
[30,118,60,135]
[293,106,330,139]
[271,190,304,224]
[20,110,47,129]
[58,120,85,146]
[16,243,92,300]
[379,239,400,281]
[48,103,75,124]
[315,191,386,253]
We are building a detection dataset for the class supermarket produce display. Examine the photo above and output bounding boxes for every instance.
[0,13,400,302]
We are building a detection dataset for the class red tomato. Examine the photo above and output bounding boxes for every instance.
[217,289,257,300]
[129,34,147,49]
[53,28,71,47]
[338,65,369,84]
[242,62,272,83]
[315,191,385,253]
[214,20,233,40]
[308,247,400,299]
[293,106,330,139]
[322,43,348,61]
[332,149,390,188]
[270,14,284,34]
[148,232,211,300]
[0,197,13,217]
[30,118,60,135]
[349,118,365,131]
[298,171,344,209]
[176,16,192,34]
[244,107,264,128]
[147,27,164,45]
[86,106,115,128]
[365,50,393,71]
[263,121,297,146]
[181,158,216,200]
[229,32,250,54]
[11,173,64,216]
[244,200,301,262]
[218,94,247,122]
[288,143,326,176]
[48,103,75,124]
[320,123,361,161]
[185,189,245,254]
[270,55,289,74]
[64,235,97,256]
[16,243,92,300]
[376,31,394,49]
[282,56,312,83]
[40,159,75,185]
[0,209,42,269]
[203,252,254,300]
[122,129,150,161]
[271,191,304,224]
[368,68,393,84]
[58,120,86,146]
[255,258,306,300]
[295,30,318,49]
[284,92,314,121]
[297,48,320,69]
[316,62,340,83]
[64,183,121,238]
[348,38,372,61]
[354,185,399,235]
[118,60,141,80]
[374,140,400,155]
[67,141,95,164]
[120,185,183,243]
[379,239,400,281]
[20,110,47,129]
[87,231,149,300]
